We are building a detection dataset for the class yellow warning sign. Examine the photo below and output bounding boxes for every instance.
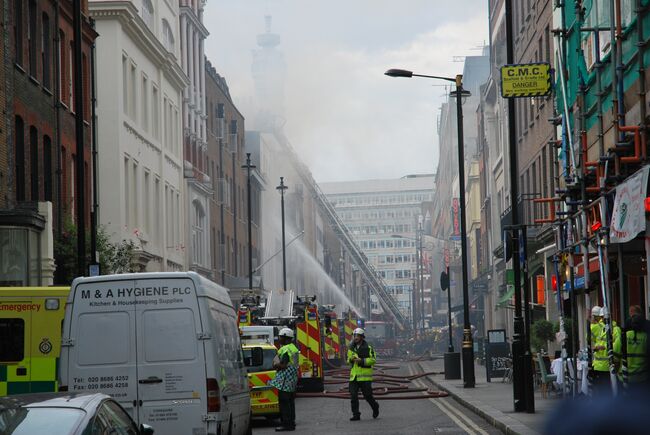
[501,63,551,98]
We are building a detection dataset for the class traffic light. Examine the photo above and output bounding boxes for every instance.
[551,275,558,293]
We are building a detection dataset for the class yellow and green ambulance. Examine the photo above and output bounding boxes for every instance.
[0,286,69,395]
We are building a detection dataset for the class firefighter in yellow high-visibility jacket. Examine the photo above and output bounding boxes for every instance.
[347,328,379,421]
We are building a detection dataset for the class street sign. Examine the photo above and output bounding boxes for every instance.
[473,282,487,291]
[500,63,551,98]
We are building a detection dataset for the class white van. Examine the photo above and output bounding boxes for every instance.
[59,272,252,435]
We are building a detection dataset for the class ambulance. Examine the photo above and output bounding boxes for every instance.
[0,286,69,396]
[242,341,280,418]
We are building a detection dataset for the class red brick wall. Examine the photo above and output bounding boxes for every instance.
[6,0,97,231]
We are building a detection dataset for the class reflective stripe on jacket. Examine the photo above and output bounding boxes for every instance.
[614,329,648,383]
[593,320,621,372]
[347,340,376,382]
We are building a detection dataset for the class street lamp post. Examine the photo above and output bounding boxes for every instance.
[242,154,256,291]
[418,221,426,333]
[276,177,288,291]
[385,68,475,388]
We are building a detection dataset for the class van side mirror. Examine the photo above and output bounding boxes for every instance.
[140,424,154,435]
[325,317,332,329]
[251,347,264,366]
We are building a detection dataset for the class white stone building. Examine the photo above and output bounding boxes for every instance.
[91,0,188,271]
[321,175,436,320]
[179,0,211,277]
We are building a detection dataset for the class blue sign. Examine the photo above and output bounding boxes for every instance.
[449,235,462,241]
[563,275,585,292]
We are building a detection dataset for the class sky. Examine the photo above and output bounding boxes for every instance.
[203,0,489,183]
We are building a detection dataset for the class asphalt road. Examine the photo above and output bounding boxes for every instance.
[252,360,500,435]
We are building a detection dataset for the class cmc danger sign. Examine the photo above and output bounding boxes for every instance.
[500,63,551,97]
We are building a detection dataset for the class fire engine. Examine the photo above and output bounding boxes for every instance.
[319,305,342,367]
[237,290,325,392]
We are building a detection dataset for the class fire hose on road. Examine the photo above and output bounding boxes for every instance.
[296,364,448,400]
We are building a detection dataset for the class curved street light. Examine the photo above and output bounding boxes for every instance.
[385,68,475,389]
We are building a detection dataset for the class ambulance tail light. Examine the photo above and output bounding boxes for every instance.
[59,385,68,392]
[207,378,221,412]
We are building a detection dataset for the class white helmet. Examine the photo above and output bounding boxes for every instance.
[353,328,365,336]
[279,327,294,338]
[591,306,602,316]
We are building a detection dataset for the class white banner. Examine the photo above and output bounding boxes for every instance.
[609,166,650,243]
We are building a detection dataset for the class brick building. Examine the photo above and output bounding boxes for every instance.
[205,60,260,293]
[0,0,96,285]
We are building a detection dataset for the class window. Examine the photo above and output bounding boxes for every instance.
[82,53,89,120]
[44,135,52,201]
[58,30,65,102]
[141,0,154,28]
[143,309,197,362]
[132,161,138,227]
[42,13,51,88]
[124,156,130,225]
[30,126,38,200]
[28,0,37,75]
[68,41,74,111]
[0,319,25,362]
[122,54,128,113]
[152,84,159,139]
[70,154,75,221]
[143,170,150,234]
[93,401,138,435]
[129,61,136,119]
[192,201,205,265]
[162,19,175,52]
[141,74,148,131]
[14,0,24,65]
[154,177,161,241]
[15,116,26,201]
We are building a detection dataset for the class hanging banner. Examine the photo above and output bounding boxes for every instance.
[610,166,650,243]
[450,198,461,241]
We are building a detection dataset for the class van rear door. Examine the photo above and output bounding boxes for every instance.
[133,277,207,435]
[0,297,32,395]
[65,280,138,417]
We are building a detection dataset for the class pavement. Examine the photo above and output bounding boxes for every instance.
[418,357,563,435]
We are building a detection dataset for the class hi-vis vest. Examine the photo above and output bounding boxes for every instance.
[615,329,648,383]
[593,320,621,372]
[347,341,376,382]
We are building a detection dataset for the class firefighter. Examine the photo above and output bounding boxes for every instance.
[614,305,648,388]
[347,327,379,421]
[591,306,621,395]
[269,327,300,432]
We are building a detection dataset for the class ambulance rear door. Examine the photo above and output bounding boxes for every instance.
[0,295,32,395]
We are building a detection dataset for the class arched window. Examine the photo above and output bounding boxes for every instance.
[192,200,205,265]
[141,0,153,28]
[162,19,174,52]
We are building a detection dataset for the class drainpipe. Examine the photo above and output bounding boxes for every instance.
[54,0,62,237]
[90,18,98,269]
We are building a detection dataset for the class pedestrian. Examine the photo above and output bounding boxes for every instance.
[269,327,299,432]
[347,327,379,421]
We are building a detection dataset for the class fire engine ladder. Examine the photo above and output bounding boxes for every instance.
[313,181,409,331]
[273,132,408,331]
[265,289,296,318]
